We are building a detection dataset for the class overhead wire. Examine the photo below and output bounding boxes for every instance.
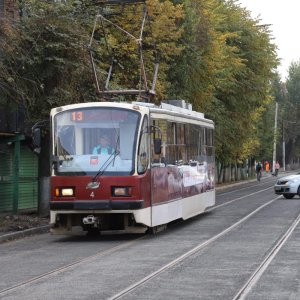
[88,1,153,101]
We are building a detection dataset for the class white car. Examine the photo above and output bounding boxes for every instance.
[274,172,300,199]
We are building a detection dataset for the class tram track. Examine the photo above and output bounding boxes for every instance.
[108,196,281,300]
[0,236,146,297]
[217,177,276,196]
[211,185,275,211]
[0,181,289,298]
[233,211,300,300]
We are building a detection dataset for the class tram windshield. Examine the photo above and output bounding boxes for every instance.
[53,107,141,175]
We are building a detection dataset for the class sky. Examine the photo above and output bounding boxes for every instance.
[238,0,300,81]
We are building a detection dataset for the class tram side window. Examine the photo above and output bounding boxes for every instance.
[205,128,214,161]
[185,124,192,161]
[176,123,187,165]
[186,124,201,163]
[166,122,176,164]
[206,128,212,146]
[151,119,167,166]
[150,120,214,167]
[164,122,187,165]
[186,125,215,164]
[200,128,212,157]
[137,116,149,174]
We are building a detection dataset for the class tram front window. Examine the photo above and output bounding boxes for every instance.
[53,107,140,175]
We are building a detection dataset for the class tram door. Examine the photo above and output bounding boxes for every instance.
[151,120,182,205]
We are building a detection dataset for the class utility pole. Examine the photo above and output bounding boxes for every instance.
[282,119,296,172]
[272,102,278,173]
[282,120,286,171]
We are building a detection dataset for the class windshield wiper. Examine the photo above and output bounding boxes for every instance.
[86,132,120,189]
[86,149,120,189]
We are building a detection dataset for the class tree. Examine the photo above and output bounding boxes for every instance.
[0,18,26,115]
[0,0,281,182]
[284,61,300,165]
[0,0,98,122]
[167,0,279,178]
[1,0,185,110]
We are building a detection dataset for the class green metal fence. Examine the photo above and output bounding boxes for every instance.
[0,135,38,214]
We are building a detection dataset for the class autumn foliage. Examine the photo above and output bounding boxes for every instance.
[0,0,280,173]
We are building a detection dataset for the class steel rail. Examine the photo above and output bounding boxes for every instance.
[108,196,281,300]
[210,186,274,211]
[0,182,282,297]
[0,236,146,297]
[233,211,300,300]
[217,178,276,196]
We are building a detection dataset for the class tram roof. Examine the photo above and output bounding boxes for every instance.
[133,101,204,118]
[51,101,213,125]
[132,101,214,125]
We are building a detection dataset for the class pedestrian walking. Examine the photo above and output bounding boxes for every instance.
[265,161,270,173]
[275,161,280,176]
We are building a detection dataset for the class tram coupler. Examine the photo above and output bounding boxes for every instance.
[82,215,98,227]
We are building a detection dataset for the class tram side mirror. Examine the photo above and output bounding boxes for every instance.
[32,128,41,154]
[52,155,60,171]
[154,138,162,155]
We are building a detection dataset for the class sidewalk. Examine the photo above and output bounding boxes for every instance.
[216,170,275,191]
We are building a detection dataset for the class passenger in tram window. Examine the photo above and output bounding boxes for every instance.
[92,134,114,155]
[151,144,166,167]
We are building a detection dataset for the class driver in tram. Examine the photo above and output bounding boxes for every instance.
[92,134,114,155]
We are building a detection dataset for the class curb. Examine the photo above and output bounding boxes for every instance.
[0,225,50,244]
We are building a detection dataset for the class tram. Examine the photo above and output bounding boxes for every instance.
[38,100,215,234]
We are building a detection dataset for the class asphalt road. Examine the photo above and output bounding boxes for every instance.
[0,174,300,300]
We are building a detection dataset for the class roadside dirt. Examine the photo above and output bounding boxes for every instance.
[0,214,49,233]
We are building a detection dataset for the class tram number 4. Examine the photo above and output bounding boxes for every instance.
[90,192,95,198]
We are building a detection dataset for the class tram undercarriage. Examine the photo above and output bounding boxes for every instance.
[50,211,148,235]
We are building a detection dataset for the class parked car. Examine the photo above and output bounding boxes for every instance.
[274,172,300,199]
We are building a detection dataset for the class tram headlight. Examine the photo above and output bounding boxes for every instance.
[55,187,75,197]
[61,188,74,196]
[112,187,132,197]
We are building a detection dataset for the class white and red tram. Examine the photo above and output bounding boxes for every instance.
[47,101,215,234]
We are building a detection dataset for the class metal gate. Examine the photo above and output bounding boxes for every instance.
[0,142,14,212]
[0,135,38,214]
